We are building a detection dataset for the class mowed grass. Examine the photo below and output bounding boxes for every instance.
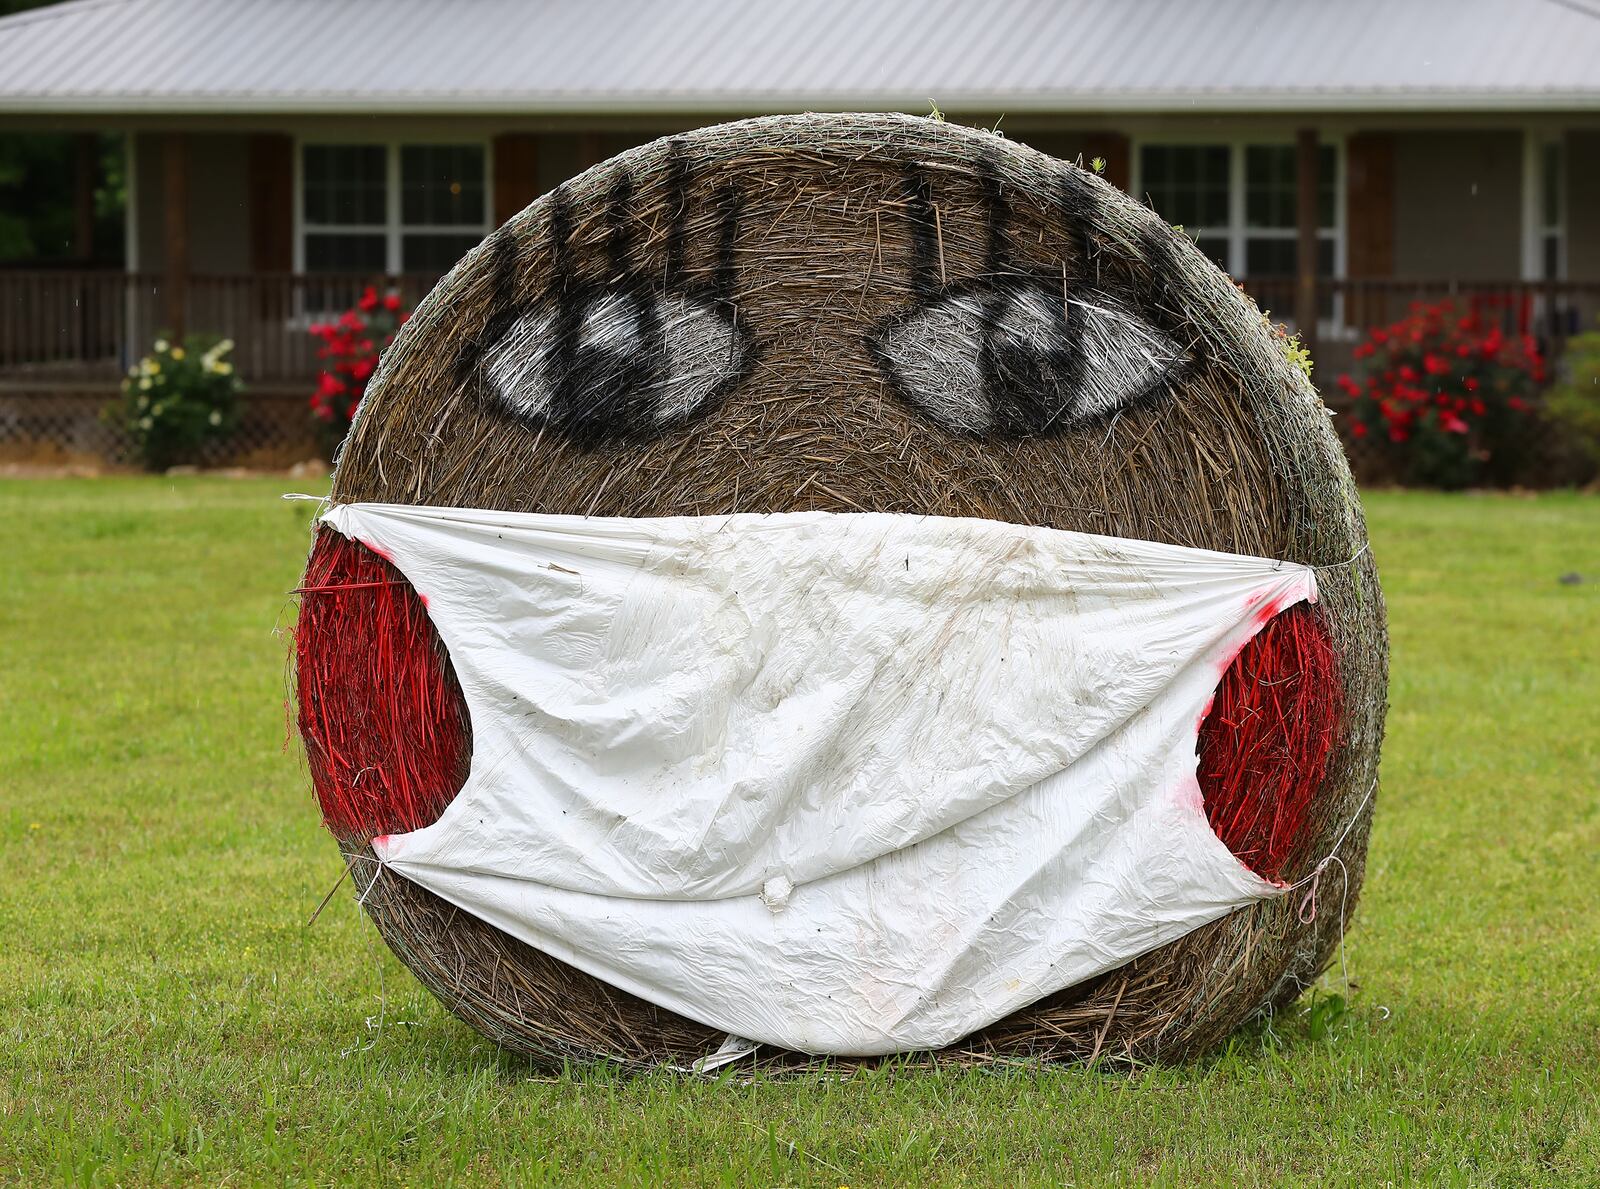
[1,478,1596,1187]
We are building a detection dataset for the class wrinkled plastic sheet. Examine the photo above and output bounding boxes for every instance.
[324,502,1314,1056]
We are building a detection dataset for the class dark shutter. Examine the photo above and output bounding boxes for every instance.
[1345,133,1394,331]
[1346,133,1394,278]
[493,134,542,227]
[248,133,294,273]
[1081,132,1130,192]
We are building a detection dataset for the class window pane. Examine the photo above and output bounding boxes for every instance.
[1317,144,1337,230]
[1143,145,1168,186]
[305,232,387,273]
[1244,236,1337,278]
[1140,144,1230,230]
[1194,235,1230,271]
[1170,146,1193,185]
[1244,144,1273,188]
[1543,234,1561,281]
[1244,144,1338,231]
[1245,146,1293,229]
[402,232,483,275]
[402,145,486,226]
[1542,142,1562,229]
[1200,184,1229,227]
[1246,237,1296,276]
[303,145,387,226]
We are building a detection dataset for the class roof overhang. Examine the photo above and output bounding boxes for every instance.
[6,90,1600,117]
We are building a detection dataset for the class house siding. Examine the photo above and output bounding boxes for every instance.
[1391,130,1522,279]
[134,132,254,275]
[1566,130,1600,283]
[113,122,1594,290]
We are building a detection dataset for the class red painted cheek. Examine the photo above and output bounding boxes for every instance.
[295,529,470,839]
[1197,602,1341,882]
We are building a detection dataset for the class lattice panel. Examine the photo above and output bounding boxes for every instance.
[0,386,319,468]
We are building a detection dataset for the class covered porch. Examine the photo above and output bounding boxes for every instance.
[3,117,1600,475]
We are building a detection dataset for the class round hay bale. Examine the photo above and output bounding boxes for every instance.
[296,112,1386,1067]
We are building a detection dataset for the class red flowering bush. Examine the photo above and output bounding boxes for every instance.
[1336,299,1545,488]
[309,286,410,457]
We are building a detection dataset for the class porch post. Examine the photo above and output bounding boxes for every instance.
[73,134,96,261]
[1295,128,1319,361]
[163,133,189,338]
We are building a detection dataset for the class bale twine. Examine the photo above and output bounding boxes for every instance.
[296,112,1387,1068]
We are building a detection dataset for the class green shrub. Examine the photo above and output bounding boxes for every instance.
[117,335,243,470]
[1545,318,1600,469]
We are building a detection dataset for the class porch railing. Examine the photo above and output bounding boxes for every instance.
[0,270,439,382]
[1243,276,1598,353]
[3,269,1599,382]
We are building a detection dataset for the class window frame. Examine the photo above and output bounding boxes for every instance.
[1522,131,1566,282]
[1129,133,1347,284]
[293,136,495,276]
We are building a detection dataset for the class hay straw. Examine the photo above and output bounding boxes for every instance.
[305,112,1387,1069]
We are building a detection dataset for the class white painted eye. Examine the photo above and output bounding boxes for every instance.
[484,290,750,445]
[868,282,1188,437]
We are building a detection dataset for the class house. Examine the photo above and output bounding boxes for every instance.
[2,0,1598,463]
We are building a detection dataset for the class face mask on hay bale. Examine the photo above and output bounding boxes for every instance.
[294,113,1386,1068]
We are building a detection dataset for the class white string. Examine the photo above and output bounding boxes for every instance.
[1283,776,1378,899]
[1277,776,1377,995]
[1310,540,1371,573]
[345,850,388,910]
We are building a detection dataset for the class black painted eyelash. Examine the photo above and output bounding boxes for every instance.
[460,144,1188,448]
[460,145,753,448]
[866,158,1191,438]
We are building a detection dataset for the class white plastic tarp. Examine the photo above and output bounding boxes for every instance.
[323,502,1315,1056]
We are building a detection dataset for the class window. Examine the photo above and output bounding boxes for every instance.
[303,145,388,272]
[1242,144,1337,283]
[1135,141,1342,284]
[299,141,490,276]
[400,145,487,274]
[1138,144,1232,269]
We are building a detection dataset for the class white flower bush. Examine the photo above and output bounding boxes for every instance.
[116,335,243,470]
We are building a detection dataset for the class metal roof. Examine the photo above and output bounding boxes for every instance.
[2,0,1599,115]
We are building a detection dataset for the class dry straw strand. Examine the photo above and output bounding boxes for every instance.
[299,112,1387,1070]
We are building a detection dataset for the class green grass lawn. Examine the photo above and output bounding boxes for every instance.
[2,479,1597,1187]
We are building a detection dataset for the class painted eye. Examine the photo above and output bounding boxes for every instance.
[868,281,1189,437]
[484,289,750,445]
